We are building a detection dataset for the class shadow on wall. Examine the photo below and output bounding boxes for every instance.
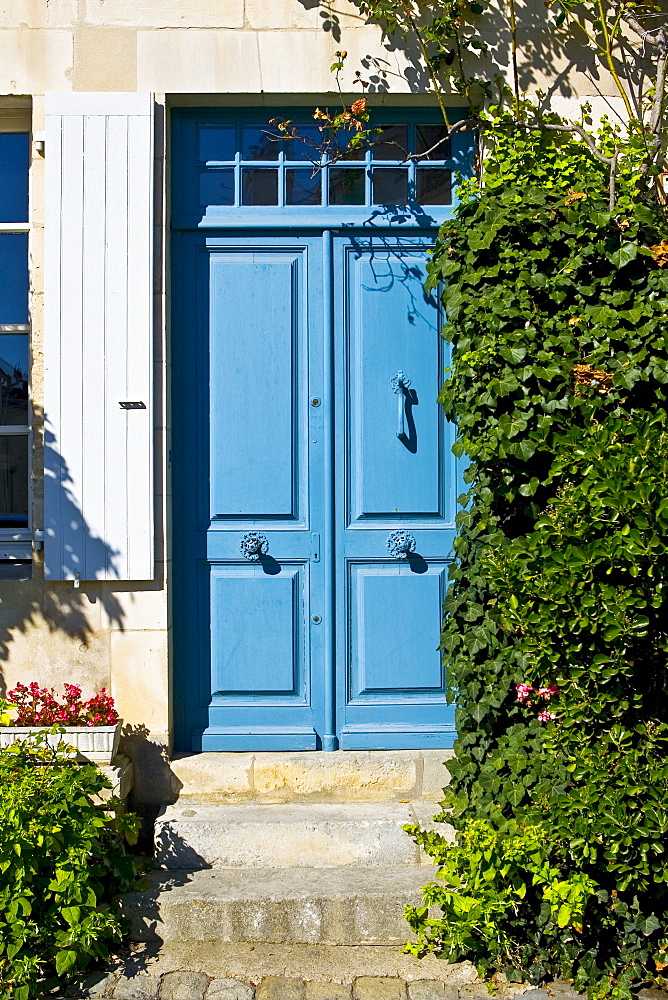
[0,412,178,835]
[0,417,125,687]
[305,0,636,107]
[122,724,184,847]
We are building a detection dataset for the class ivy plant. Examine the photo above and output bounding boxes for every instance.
[403,127,668,999]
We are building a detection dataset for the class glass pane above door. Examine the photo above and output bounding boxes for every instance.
[175,110,471,221]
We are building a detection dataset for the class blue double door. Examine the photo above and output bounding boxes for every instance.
[173,229,458,751]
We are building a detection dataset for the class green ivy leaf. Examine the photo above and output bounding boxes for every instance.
[609,242,638,269]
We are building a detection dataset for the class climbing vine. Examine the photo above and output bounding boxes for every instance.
[401,126,668,998]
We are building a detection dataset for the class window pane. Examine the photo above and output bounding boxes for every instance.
[416,168,452,205]
[0,335,28,426]
[416,125,451,160]
[241,169,278,205]
[242,127,280,161]
[0,234,29,325]
[0,561,31,581]
[372,168,408,204]
[371,125,408,161]
[0,435,28,527]
[334,130,367,161]
[0,133,29,223]
[285,126,325,162]
[286,169,321,206]
[198,126,236,162]
[329,168,365,205]
[200,169,235,207]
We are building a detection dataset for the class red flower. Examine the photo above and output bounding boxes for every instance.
[6,682,119,727]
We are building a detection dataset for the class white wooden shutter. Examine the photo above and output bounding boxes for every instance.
[44,92,154,581]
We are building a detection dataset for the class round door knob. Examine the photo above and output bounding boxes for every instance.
[240,532,269,560]
[387,530,416,559]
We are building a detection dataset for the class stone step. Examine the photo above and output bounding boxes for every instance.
[121,865,433,948]
[169,750,454,805]
[155,801,446,870]
[72,944,484,993]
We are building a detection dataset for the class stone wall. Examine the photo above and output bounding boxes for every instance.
[0,0,627,110]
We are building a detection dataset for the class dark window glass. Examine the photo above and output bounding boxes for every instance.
[0,561,31,580]
[0,435,28,527]
[286,169,321,206]
[200,169,235,207]
[285,126,325,162]
[242,127,280,161]
[242,169,279,205]
[0,134,29,223]
[372,168,408,204]
[416,125,451,160]
[371,125,408,161]
[198,126,236,162]
[0,335,28,426]
[334,130,367,161]
[416,168,452,205]
[329,168,365,205]
[0,234,29,324]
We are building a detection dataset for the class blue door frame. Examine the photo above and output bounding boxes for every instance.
[171,109,472,752]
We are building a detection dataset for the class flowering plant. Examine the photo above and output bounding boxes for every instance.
[5,682,119,728]
[515,681,559,723]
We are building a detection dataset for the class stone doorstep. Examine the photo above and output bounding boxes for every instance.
[124,943,479,985]
[154,801,451,870]
[121,865,433,947]
[168,751,455,805]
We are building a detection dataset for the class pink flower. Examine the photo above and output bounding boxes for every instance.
[537,684,559,700]
[537,710,556,722]
[515,683,533,703]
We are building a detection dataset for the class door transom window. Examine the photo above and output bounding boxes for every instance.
[197,121,454,209]
[172,108,474,228]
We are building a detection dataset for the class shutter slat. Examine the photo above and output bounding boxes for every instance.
[81,115,108,566]
[104,115,131,579]
[125,114,154,576]
[56,114,85,578]
[44,93,154,581]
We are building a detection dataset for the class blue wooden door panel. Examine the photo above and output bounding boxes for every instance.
[335,234,457,749]
[210,564,308,698]
[209,252,303,518]
[349,563,447,698]
[347,246,444,521]
[174,233,326,751]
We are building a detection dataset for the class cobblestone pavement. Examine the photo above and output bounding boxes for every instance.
[51,973,595,1000]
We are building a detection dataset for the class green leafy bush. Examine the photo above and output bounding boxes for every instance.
[0,732,139,999]
[405,128,668,999]
[406,819,597,977]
